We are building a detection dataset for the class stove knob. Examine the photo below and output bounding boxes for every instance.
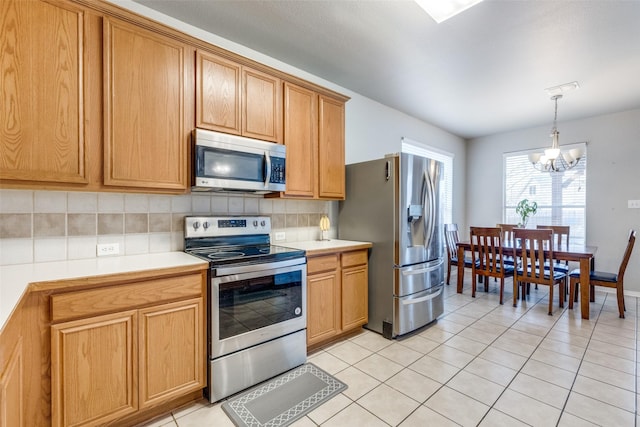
[192,221,200,231]
[260,220,266,227]
[253,220,258,227]
[202,221,209,230]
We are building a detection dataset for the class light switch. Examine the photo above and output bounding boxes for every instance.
[628,200,640,209]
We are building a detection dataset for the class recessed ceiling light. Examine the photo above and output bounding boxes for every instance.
[415,0,484,23]
[545,81,580,97]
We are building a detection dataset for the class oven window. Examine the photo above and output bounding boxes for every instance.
[218,270,303,340]
[201,147,265,182]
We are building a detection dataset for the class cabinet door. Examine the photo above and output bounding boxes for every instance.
[318,96,345,199]
[51,311,137,427]
[283,83,317,197]
[242,67,282,143]
[104,17,192,191]
[0,0,87,184]
[139,298,204,408]
[307,271,340,346]
[196,50,241,135]
[0,338,23,427]
[341,265,369,330]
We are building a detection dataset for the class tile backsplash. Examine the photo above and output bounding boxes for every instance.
[0,190,338,265]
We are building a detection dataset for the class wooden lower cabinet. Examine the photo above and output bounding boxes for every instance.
[49,272,205,427]
[306,249,369,347]
[0,337,24,426]
[307,268,340,345]
[51,311,138,427]
[139,299,203,408]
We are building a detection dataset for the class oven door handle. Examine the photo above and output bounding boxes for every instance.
[214,257,305,276]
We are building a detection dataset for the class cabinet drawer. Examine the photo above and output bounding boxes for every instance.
[51,273,203,322]
[307,254,339,274]
[341,250,368,268]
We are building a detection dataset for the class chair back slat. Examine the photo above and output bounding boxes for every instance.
[618,229,636,278]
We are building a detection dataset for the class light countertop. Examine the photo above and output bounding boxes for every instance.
[282,239,372,256]
[0,252,207,332]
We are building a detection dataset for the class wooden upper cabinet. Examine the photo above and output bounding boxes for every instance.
[278,84,346,200]
[242,68,282,143]
[283,82,317,197]
[0,0,87,184]
[103,17,193,191]
[196,51,241,135]
[196,50,282,143]
[318,96,346,199]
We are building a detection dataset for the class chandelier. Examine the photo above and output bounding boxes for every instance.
[529,95,583,172]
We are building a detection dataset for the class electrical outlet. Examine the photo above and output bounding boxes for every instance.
[274,232,286,241]
[97,243,120,257]
[628,200,640,209]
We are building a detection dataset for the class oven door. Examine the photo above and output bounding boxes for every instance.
[210,261,306,358]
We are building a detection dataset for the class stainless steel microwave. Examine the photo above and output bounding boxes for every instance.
[192,129,286,194]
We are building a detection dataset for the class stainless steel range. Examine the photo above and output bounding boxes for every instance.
[184,216,307,402]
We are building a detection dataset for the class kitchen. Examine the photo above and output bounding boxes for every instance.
[2,0,640,426]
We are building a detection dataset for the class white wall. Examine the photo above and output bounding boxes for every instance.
[467,108,640,292]
[110,1,468,228]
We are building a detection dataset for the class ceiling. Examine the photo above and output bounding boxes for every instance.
[132,0,640,139]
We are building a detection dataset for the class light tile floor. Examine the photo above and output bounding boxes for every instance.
[141,270,638,426]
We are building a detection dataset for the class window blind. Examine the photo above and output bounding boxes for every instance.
[503,142,587,245]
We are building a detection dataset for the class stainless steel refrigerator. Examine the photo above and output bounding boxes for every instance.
[339,152,445,338]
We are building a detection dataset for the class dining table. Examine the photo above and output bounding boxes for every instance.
[456,241,598,319]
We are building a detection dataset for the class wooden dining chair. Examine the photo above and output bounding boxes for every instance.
[497,224,519,266]
[513,228,567,315]
[537,225,571,273]
[444,223,477,285]
[497,224,518,246]
[569,229,636,318]
[470,227,514,304]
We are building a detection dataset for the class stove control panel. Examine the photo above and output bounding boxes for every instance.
[185,216,271,238]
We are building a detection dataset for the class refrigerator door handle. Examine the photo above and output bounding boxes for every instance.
[400,259,444,276]
[422,170,436,250]
[401,286,443,305]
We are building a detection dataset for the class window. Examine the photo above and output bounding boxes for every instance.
[402,137,454,225]
[503,143,587,245]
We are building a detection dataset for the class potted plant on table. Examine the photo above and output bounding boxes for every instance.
[516,199,537,228]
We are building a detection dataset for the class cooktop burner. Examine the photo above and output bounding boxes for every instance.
[206,251,244,259]
[186,244,305,267]
[184,216,306,270]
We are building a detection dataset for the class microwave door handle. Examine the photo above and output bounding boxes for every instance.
[264,151,272,188]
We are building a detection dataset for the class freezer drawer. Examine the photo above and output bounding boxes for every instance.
[393,285,444,337]
[395,259,444,297]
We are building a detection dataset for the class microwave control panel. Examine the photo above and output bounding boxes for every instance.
[270,157,286,184]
